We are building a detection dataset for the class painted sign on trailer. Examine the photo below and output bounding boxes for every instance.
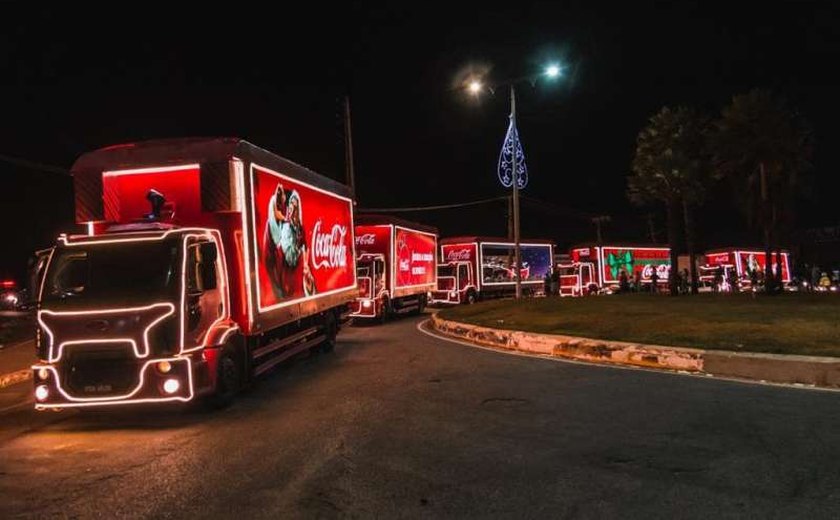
[250,164,355,311]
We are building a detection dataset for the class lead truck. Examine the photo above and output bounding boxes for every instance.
[350,215,438,320]
[31,138,357,409]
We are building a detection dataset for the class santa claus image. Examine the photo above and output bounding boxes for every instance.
[263,182,317,299]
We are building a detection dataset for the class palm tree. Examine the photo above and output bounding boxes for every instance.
[629,106,713,295]
[714,89,811,292]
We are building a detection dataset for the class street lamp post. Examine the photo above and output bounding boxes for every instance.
[509,85,522,299]
[466,62,562,299]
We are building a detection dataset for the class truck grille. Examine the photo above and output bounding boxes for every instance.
[63,344,140,398]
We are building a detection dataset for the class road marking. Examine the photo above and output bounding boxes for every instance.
[416,319,840,395]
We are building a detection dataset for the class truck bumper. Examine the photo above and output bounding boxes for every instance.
[348,298,378,318]
[429,291,460,305]
[32,355,199,410]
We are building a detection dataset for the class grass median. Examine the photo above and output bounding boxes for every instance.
[438,293,840,357]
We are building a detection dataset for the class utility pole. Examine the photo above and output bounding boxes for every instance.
[343,96,356,201]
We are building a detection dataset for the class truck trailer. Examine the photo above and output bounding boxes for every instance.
[699,248,791,290]
[430,237,554,304]
[560,244,671,296]
[31,138,357,409]
[350,215,438,320]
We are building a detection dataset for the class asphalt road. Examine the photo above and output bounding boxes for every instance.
[1,314,840,518]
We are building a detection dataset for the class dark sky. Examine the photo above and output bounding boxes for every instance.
[2,2,839,280]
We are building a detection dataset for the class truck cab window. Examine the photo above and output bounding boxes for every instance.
[50,252,89,297]
[458,264,468,284]
[187,244,203,294]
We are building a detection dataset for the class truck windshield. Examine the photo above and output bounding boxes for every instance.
[42,240,180,307]
[437,265,455,278]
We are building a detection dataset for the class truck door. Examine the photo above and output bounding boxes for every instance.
[458,263,469,291]
[184,238,224,350]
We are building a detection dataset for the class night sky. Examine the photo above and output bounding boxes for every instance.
[2,2,839,281]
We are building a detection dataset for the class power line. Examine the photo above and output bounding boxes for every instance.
[0,153,69,176]
[358,196,508,213]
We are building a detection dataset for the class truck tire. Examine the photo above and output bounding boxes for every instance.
[320,311,338,353]
[465,290,477,305]
[379,296,391,324]
[413,294,427,315]
[210,347,241,409]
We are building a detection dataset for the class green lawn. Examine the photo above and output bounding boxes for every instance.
[438,293,840,357]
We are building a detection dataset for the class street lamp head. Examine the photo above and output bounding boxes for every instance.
[545,64,562,79]
[468,79,483,95]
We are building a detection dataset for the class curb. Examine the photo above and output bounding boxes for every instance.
[430,314,840,389]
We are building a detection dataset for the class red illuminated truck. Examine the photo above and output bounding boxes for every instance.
[30,138,357,410]
[430,237,554,304]
[699,248,791,291]
[350,215,438,320]
[559,244,671,295]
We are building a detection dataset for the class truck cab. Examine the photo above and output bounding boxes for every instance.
[33,225,233,408]
[557,262,598,297]
[430,261,476,305]
[351,253,387,318]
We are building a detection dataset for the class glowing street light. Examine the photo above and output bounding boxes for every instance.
[462,61,565,299]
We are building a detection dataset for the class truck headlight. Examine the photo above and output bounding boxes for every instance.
[362,300,372,309]
[163,379,180,394]
[35,385,49,401]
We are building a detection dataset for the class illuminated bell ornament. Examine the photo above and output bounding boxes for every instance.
[497,116,528,189]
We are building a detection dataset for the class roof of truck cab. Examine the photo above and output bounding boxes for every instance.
[354,214,438,235]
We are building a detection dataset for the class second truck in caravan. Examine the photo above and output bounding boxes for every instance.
[350,215,438,320]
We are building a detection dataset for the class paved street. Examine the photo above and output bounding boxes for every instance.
[2,314,840,518]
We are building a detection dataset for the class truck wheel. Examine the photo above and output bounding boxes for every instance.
[379,296,391,324]
[210,347,241,409]
[320,312,338,353]
[413,295,427,315]
[465,290,477,305]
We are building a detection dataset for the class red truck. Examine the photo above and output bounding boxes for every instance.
[559,244,671,295]
[430,237,554,304]
[31,138,357,410]
[350,215,438,320]
[699,248,791,291]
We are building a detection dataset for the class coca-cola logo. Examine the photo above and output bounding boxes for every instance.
[355,233,376,246]
[311,221,348,270]
[446,249,472,261]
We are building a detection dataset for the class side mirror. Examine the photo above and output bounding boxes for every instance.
[26,248,52,308]
[199,242,218,291]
